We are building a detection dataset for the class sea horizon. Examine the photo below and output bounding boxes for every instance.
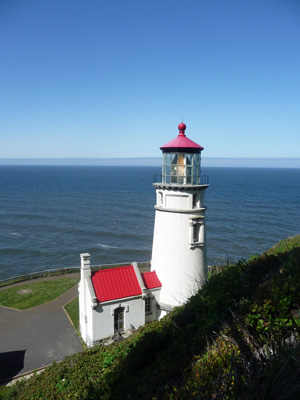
[0,157,299,168]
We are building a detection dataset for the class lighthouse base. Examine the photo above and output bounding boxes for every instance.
[157,302,174,319]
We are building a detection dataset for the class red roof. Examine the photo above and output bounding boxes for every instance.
[92,265,142,303]
[141,271,162,289]
[160,122,203,153]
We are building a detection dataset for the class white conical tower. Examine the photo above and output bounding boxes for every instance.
[151,122,209,311]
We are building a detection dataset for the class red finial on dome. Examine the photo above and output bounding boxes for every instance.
[178,122,186,136]
[160,121,203,152]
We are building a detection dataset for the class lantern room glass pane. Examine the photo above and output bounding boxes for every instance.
[162,152,201,185]
[171,154,177,164]
[186,154,192,165]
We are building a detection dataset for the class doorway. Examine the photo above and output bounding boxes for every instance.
[114,307,125,333]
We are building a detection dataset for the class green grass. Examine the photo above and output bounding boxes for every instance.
[0,278,79,310]
[64,296,79,330]
[0,269,80,288]
[265,234,300,256]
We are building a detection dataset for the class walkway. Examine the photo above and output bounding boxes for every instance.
[0,274,83,383]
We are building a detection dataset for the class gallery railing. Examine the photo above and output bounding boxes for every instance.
[153,174,209,185]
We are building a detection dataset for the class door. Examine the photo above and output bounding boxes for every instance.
[114,307,125,333]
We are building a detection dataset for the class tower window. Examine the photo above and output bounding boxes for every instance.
[158,191,163,206]
[193,224,200,243]
[189,219,204,246]
[192,194,198,208]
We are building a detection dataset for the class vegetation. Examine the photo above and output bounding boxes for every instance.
[0,270,80,288]
[64,296,80,331]
[1,235,300,399]
[0,279,79,310]
[265,234,300,256]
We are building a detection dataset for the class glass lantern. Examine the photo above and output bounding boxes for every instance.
[162,152,201,185]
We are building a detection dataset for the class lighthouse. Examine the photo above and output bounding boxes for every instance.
[151,122,209,311]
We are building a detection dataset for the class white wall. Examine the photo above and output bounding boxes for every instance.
[151,187,207,307]
[145,288,161,323]
[79,274,96,347]
[91,296,146,343]
[79,255,162,346]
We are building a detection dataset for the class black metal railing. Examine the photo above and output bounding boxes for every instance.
[153,174,209,185]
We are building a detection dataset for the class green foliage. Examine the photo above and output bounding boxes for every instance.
[64,296,79,331]
[0,279,79,310]
[1,235,300,399]
[248,253,260,261]
[168,337,242,399]
[265,235,300,256]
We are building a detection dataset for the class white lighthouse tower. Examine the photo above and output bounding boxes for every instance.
[151,122,209,311]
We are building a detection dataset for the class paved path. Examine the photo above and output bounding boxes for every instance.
[0,275,83,382]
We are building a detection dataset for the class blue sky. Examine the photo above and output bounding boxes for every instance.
[1,0,300,164]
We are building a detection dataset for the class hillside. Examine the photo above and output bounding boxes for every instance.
[1,235,300,400]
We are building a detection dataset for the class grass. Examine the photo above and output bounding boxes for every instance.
[0,278,79,310]
[0,269,80,288]
[265,234,300,256]
[64,296,79,331]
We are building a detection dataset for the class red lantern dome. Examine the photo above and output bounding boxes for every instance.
[160,122,203,153]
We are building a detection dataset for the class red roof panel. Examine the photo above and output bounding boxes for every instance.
[92,265,142,303]
[160,135,203,151]
[141,271,162,289]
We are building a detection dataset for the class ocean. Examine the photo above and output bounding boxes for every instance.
[0,166,299,280]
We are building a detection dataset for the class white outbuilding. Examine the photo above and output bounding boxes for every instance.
[79,253,161,347]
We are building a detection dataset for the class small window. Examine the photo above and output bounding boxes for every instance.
[192,194,198,209]
[158,191,163,206]
[145,297,151,314]
[193,224,200,243]
[190,221,204,245]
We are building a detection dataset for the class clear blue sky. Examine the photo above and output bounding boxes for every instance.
[1,0,299,162]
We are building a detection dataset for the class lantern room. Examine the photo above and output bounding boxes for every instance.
[160,122,204,185]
